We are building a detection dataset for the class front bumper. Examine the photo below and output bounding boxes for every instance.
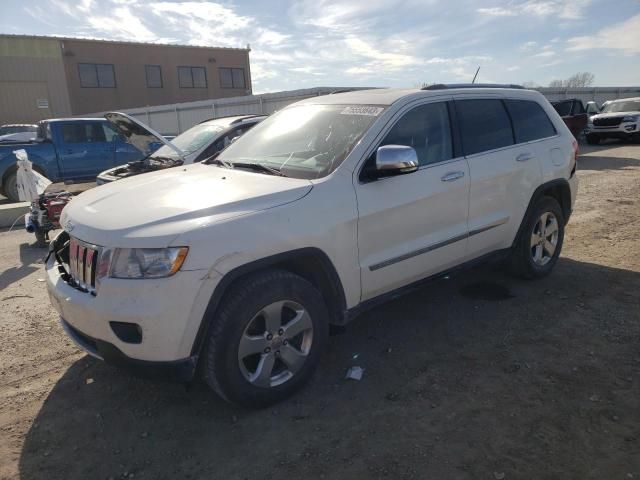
[587,122,639,137]
[61,318,197,381]
[46,244,212,367]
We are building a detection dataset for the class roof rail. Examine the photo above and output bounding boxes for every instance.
[422,83,525,90]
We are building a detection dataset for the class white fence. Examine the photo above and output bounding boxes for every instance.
[87,87,369,135]
[87,85,640,135]
[535,87,640,106]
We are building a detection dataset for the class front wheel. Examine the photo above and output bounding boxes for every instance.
[201,270,329,407]
[508,197,565,279]
[586,134,600,145]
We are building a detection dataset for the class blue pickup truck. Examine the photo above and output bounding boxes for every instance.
[0,116,158,202]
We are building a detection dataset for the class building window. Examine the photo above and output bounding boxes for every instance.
[145,65,163,88]
[219,67,246,89]
[178,66,207,88]
[78,63,116,88]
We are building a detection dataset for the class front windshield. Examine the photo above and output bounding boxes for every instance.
[601,100,640,113]
[216,104,384,179]
[152,123,225,159]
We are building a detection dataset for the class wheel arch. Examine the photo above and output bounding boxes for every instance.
[2,162,48,188]
[512,178,572,248]
[190,247,348,357]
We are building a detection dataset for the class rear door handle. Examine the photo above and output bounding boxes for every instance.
[516,153,533,162]
[441,171,465,182]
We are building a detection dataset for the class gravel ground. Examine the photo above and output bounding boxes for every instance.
[1,142,639,480]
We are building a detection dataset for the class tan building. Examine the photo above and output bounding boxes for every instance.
[0,34,252,125]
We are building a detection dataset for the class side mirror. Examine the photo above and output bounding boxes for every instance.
[375,145,419,176]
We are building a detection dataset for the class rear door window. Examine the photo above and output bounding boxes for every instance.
[455,99,514,156]
[61,123,107,143]
[505,100,557,143]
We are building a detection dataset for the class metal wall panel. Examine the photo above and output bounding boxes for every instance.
[0,36,72,124]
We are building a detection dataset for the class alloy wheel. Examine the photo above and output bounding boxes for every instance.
[237,300,314,388]
[530,211,559,266]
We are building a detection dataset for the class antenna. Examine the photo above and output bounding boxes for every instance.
[472,66,480,84]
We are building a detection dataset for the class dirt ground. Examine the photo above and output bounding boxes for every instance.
[1,142,639,480]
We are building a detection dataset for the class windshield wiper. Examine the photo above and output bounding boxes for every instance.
[207,157,234,169]
[149,155,181,165]
[232,162,287,177]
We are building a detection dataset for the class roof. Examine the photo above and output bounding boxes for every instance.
[297,86,537,107]
[200,115,267,126]
[297,88,420,106]
[0,33,250,52]
[41,118,105,123]
[0,123,37,127]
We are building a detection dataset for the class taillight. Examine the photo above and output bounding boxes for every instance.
[570,139,578,177]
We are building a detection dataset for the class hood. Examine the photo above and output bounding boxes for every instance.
[61,163,313,247]
[592,111,640,120]
[104,112,184,157]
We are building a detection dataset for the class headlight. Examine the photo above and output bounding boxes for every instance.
[622,115,639,122]
[110,247,188,279]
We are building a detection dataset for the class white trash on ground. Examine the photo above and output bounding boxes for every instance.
[345,366,365,381]
[14,149,51,202]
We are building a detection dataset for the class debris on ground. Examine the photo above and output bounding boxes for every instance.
[345,366,364,381]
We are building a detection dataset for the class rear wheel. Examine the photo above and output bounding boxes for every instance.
[201,269,329,407]
[508,197,565,279]
[586,134,600,145]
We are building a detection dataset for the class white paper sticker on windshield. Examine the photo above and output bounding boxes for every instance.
[340,106,384,116]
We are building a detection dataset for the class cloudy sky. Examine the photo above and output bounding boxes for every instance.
[1,0,639,92]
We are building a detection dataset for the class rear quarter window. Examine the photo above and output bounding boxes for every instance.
[455,99,514,156]
[505,100,557,143]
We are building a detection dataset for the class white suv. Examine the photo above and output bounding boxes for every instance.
[586,96,640,144]
[46,84,579,407]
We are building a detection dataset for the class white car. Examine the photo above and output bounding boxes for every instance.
[46,84,578,407]
[586,97,640,144]
[95,114,266,184]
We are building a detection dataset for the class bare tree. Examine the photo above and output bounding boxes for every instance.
[548,72,595,88]
[565,72,595,87]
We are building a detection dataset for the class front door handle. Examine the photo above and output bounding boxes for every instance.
[516,153,533,162]
[441,171,465,182]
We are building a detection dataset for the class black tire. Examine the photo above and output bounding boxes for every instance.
[3,172,19,203]
[201,269,329,408]
[508,196,565,279]
[586,134,600,145]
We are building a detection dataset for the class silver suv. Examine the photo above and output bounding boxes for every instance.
[586,97,640,144]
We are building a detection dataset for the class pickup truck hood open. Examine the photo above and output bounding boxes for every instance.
[104,112,183,157]
[61,163,312,247]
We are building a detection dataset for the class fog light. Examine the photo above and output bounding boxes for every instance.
[110,322,142,344]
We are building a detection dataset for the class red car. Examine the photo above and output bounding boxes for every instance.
[551,99,588,138]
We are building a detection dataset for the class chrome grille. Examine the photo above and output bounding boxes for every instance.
[68,237,100,293]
